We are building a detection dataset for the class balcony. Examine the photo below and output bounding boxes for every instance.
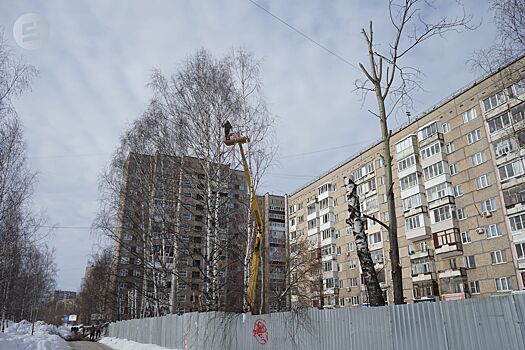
[427,195,455,211]
[419,131,444,148]
[438,267,467,279]
[434,229,462,257]
[411,260,436,282]
[322,253,337,262]
[409,248,433,260]
[412,280,439,302]
[405,225,432,241]
[439,274,469,301]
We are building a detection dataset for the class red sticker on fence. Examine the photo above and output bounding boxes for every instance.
[252,319,268,345]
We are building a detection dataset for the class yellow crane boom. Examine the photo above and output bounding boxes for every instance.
[224,125,263,314]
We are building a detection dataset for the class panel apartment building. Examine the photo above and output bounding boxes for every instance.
[287,56,525,307]
[110,153,247,319]
[257,194,288,313]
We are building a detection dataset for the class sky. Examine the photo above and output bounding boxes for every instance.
[0,0,498,291]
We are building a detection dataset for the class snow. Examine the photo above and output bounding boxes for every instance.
[0,320,70,350]
[100,337,179,350]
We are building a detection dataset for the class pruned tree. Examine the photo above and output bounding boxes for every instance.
[354,0,474,304]
[344,177,385,306]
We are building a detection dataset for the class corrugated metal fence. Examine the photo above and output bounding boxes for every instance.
[108,294,525,349]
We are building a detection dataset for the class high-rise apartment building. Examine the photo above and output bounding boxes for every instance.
[287,56,525,307]
[257,194,288,313]
[110,153,247,319]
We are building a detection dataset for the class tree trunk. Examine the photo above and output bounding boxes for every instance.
[345,178,385,306]
[375,91,404,305]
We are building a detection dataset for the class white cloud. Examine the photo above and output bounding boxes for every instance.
[0,0,496,290]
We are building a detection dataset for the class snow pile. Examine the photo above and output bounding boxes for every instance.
[100,337,179,350]
[0,320,70,350]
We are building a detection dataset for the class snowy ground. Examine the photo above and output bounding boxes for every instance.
[100,337,177,350]
[0,320,70,350]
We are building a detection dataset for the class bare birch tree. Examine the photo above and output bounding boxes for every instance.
[0,31,55,329]
[355,0,474,304]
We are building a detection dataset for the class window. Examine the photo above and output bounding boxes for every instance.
[449,163,459,175]
[323,261,333,272]
[420,241,428,252]
[427,182,452,201]
[465,255,476,269]
[512,102,525,121]
[424,161,445,180]
[348,242,354,252]
[510,214,525,232]
[486,223,501,238]
[461,231,472,244]
[349,260,357,269]
[515,243,525,260]
[453,185,463,197]
[466,129,481,144]
[480,198,497,213]
[378,158,385,168]
[445,142,455,154]
[307,218,317,230]
[351,295,360,306]
[405,214,423,230]
[469,281,480,294]
[490,250,507,264]
[118,269,128,277]
[483,91,505,112]
[476,175,490,189]
[398,155,416,172]
[119,256,129,264]
[420,142,441,160]
[432,205,455,223]
[488,112,511,133]
[419,122,438,140]
[472,152,485,166]
[368,232,382,245]
[512,79,525,97]
[349,277,358,287]
[403,193,422,211]
[183,192,192,198]
[442,122,451,133]
[494,139,514,157]
[463,107,477,123]
[307,204,316,215]
[499,159,525,181]
[400,173,419,190]
[495,277,512,291]
[382,211,389,222]
[457,207,467,220]
[379,175,385,185]
[371,250,384,264]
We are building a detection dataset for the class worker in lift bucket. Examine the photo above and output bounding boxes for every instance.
[223,120,232,141]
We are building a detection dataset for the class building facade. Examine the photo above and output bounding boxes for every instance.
[110,153,247,319]
[287,56,525,307]
[256,194,288,313]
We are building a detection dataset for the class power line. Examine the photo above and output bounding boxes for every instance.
[279,141,371,159]
[246,0,359,70]
[38,225,93,230]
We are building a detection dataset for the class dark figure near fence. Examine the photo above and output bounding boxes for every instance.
[95,325,101,339]
[89,325,95,341]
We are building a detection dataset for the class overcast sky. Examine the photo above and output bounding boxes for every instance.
[1,0,497,291]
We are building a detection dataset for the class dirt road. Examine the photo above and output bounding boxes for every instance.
[68,341,113,350]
